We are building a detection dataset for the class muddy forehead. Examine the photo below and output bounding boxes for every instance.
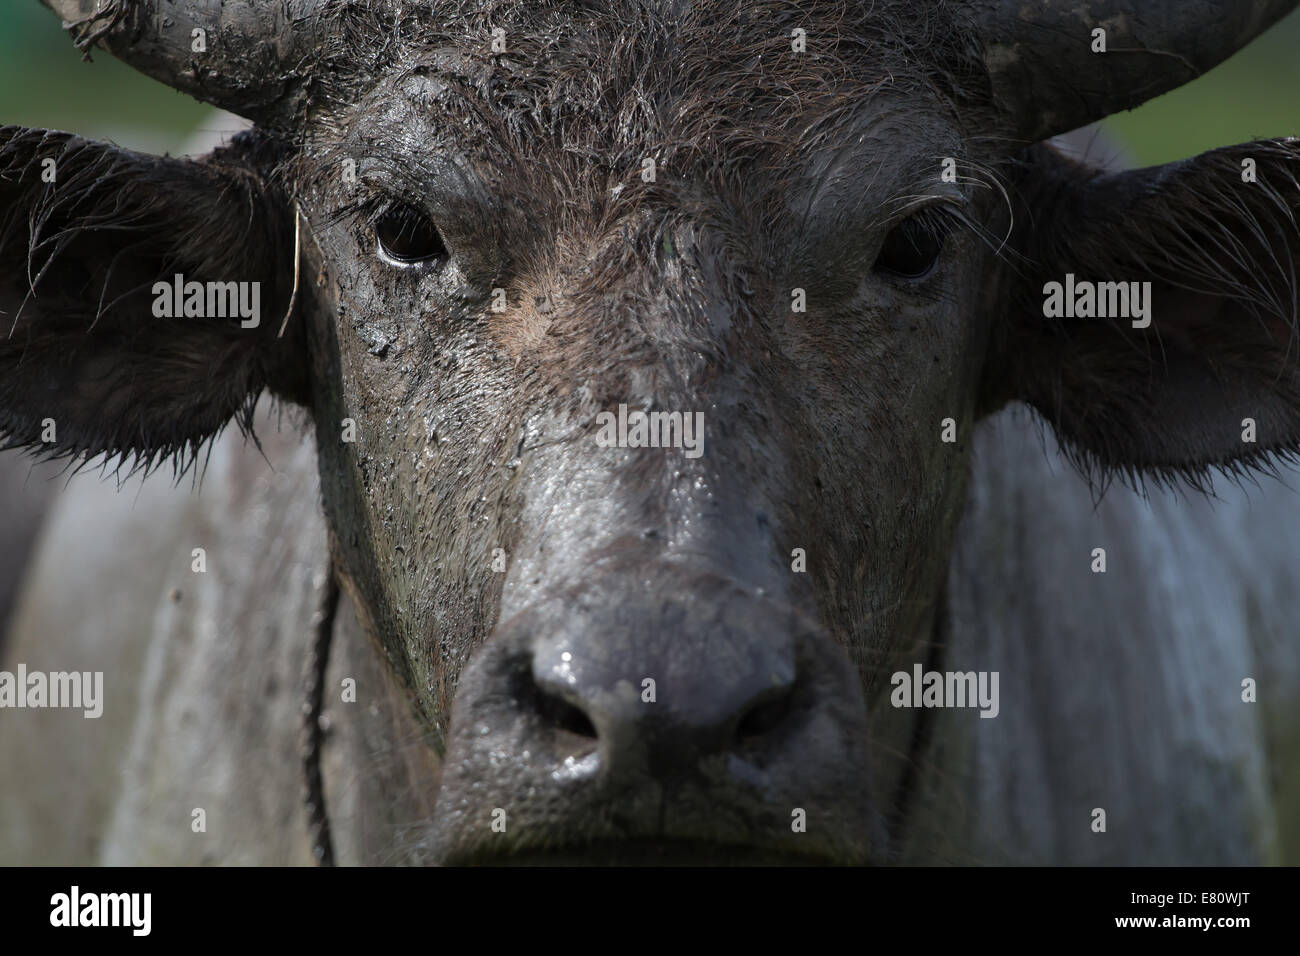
[317,1,975,183]
[330,55,967,265]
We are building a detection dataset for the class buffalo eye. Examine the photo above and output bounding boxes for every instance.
[374,202,448,266]
[874,215,944,280]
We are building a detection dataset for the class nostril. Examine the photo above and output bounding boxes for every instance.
[537,691,598,739]
[510,662,600,765]
[512,661,599,740]
[735,691,793,742]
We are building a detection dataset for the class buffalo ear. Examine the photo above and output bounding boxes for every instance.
[0,126,306,470]
[985,139,1300,488]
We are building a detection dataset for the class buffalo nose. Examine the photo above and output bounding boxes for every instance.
[523,595,798,779]
[432,568,879,863]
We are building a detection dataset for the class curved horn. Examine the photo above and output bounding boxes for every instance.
[975,0,1300,143]
[41,0,331,125]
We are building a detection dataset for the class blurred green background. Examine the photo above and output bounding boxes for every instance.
[2,1,1299,159]
[1,2,212,153]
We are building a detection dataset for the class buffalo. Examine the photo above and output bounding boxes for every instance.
[0,0,1298,865]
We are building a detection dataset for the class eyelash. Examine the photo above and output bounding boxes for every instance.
[899,204,963,245]
[358,193,401,229]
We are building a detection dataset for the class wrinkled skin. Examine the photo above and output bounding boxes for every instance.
[3,0,1300,863]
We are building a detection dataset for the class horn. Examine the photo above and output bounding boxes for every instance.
[974,0,1300,143]
[41,0,332,125]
